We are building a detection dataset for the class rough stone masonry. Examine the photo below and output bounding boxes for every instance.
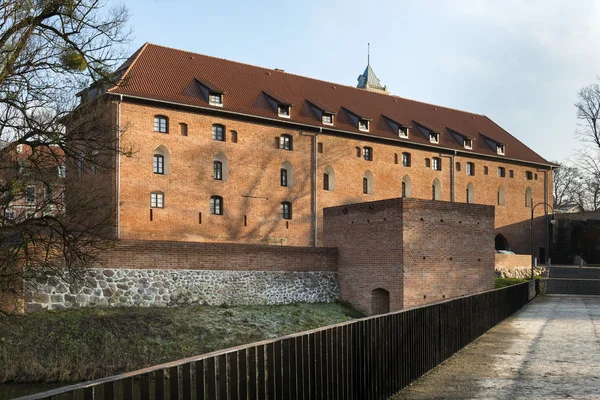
[24,268,339,311]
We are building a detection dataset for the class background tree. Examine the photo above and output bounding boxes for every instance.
[552,161,582,209]
[0,0,130,312]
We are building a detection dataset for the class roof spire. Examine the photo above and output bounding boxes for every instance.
[357,44,389,94]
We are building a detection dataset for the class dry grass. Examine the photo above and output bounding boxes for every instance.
[0,302,362,383]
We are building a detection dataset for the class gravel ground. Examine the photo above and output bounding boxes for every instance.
[392,295,600,399]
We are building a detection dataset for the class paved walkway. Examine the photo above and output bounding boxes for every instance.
[392,295,600,399]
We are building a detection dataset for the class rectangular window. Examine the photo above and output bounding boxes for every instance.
[425,158,431,168]
[497,145,505,155]
[323,173,329,190]
[509,170,514,178]
[209,93,223,105]
[154,116,168,133]
[484,166,489,175]
[317,143,324,153]
[363,147,373,161]
[210,196,223,215]
[57,165,66,178]
[151,192,164,208]
[214,161,223,180]
[498,167,506,177]
[278,105,290,117]
[280,168,288,187]
[526,171,533,180]
[25,187,35,203]
[430,133,439,143]
[402,152,411,167]
[466,162,475,176]
[399,127,409,138]
[212,125,225,141]
[322,114,333,125]
[464,138,473,149]
[432,157,441,171]
[153,155,164,174]
[455,162,461,172]
[5,210,14,220]
[358,119,369,131]
[280,135,292,150]
[281,202,292,219]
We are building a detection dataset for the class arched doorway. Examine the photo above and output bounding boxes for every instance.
[371,288,390,315]
[495,234,509,251]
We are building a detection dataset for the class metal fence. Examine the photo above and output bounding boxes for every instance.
[16,282,532,400]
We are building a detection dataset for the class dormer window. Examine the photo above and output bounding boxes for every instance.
[429,133,439,143]
[464,138,473,149]
[209,93,223,106]
[278,105,291,118]
[358,119,369,132]
[496,144,505,155]
[322,113,333,125]
[399,126,409,138]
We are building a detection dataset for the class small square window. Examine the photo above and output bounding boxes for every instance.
[464,138,473,149]
[280,135,293,151]
[509,170,514,178]
[432,157,442,171]
[363,147,373,161]
[497,145,505,155]
[209,93,223,106]
[498,167,506,177]
[526,171,533,180]
[278,105,290,117]
[358,119,369,131]
[399,127,409,138]
[430,133,439,143]
[212,124,225,141]
[322,114,333,125]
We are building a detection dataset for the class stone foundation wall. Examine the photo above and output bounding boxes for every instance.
[24,268,339,311]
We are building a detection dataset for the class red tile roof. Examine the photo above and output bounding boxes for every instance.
[108,43,552,166]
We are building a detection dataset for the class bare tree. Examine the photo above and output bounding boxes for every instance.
[552,161,582,209]
[575,80,600,147]
[0,1,130,312]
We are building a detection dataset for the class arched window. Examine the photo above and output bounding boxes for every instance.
[280,134,293,150]
[402,175,412,198]
[151,191,164,208]
[323,165,335,191]
[210,196,223,215]
[153,145,170,175]
[179,123,188,136]
[466,182,475,204]
[213,153,228,181]
[214,161,223,180]
[432,178,441,200]
[495,234,509,251]
[280,161,293,188]
[363,170,374,195]
[525,187,533,208]
[281,201,292,219]
[154,115,168,133]
[497,185,505,206]
[212,124,225,141]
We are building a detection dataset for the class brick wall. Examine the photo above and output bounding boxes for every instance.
[116,100,551,253]
[94,240,337,272]
[324,198,495,315]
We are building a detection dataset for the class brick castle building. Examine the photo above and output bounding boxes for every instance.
[76,43,555,259]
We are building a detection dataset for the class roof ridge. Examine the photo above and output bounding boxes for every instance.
[107,42,149,93]
[140,43,485,119]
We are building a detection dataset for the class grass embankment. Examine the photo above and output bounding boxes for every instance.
[0,303,362,384]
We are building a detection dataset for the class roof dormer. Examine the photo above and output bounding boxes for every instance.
[447,127,475,150]
[263,91,293,118]
[195,78,226,107]
[414,121,441,144]
[383,115,411,138]
[343,107,372,132]
[480,134,507,155]
[307,100,336,126]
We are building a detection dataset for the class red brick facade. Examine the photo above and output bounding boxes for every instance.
[323,198,495,315]
[101,99,552,257]
[94,240,337,272]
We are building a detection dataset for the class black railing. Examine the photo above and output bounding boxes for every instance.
[15,282,533,400]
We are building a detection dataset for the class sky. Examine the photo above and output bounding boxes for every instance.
[110,0,600,164]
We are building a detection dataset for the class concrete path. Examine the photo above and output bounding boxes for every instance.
[392,295,600,399]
